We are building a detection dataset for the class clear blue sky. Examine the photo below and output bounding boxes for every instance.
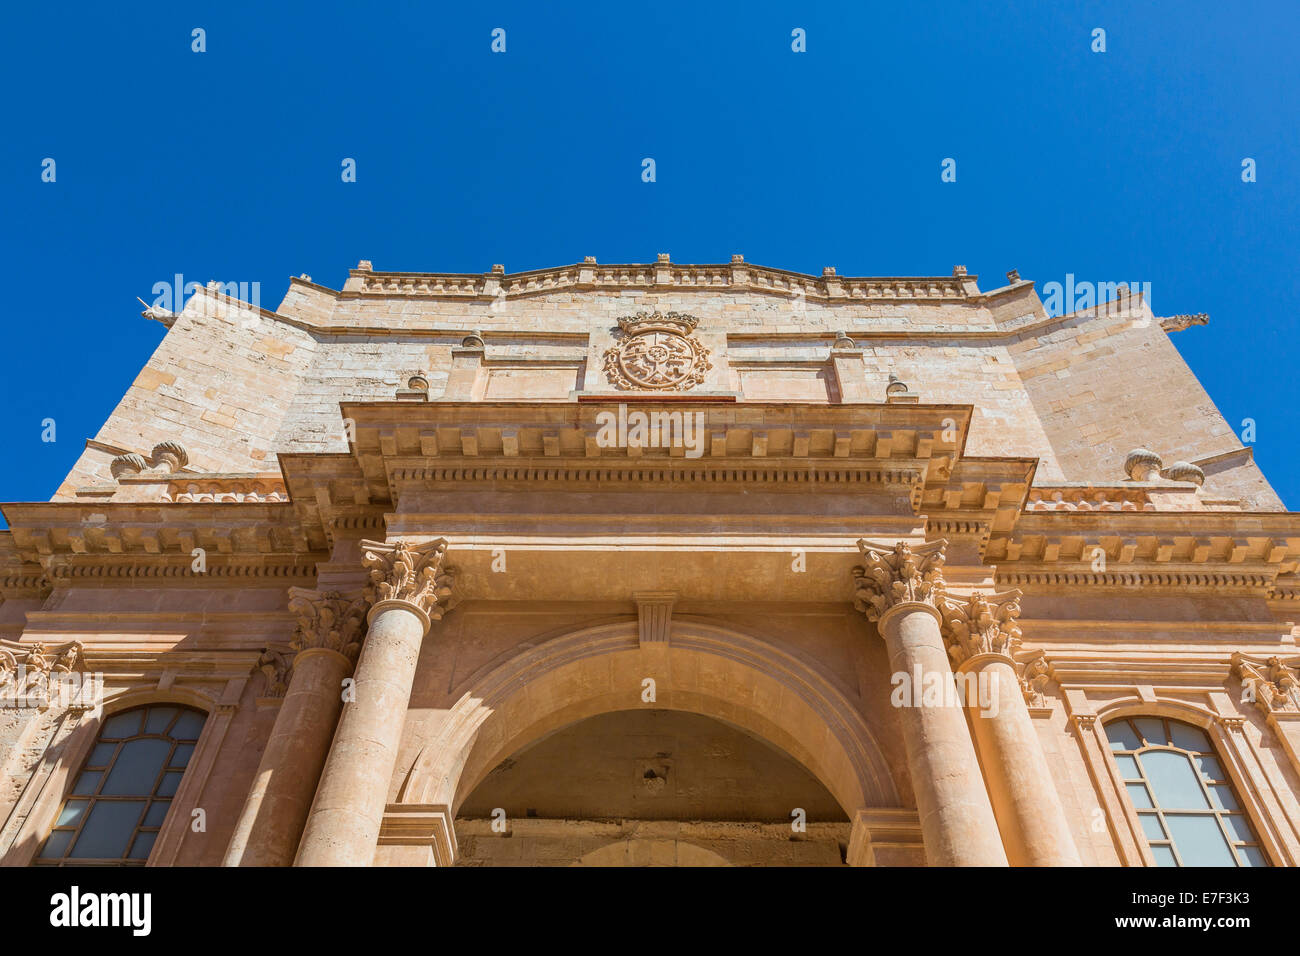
[3,0,1297,523]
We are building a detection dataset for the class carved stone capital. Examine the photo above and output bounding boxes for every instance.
[256,647,292,697]
[361,538,456,627]
[852,539,948,623]
[1017,651,1054,708]
[287,588,369,663]
[939,590,1023,668]
[1232,652,1300,716]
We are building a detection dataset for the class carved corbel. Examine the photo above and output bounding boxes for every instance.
[851,539,948,622]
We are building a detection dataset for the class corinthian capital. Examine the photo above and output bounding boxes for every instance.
[852,539,948,621]
[287,588,369,662]
[361,538,456,625]
[1232,653,1300,715]
[939,590,1023,667]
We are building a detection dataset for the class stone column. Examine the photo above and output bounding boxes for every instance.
[941,591,1082,867]
[854,539,1007,866]
[223,589,368,867]
[295,539,454,867]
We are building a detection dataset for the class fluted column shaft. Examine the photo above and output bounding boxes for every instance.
[879,603,1008,866]
[295,601,428,866]
[958,655,1081,866]
[223,648,352,866]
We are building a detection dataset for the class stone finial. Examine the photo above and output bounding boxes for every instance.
[299,274,312,282]
[1161,461,1206,487]
[1006,269,1020,283]
[150,441,189,473]
[832,331,855,350]
[406,373,430,391]
[110,453,149,480]
[583,256,597,264]
[490,264,505,274]
[287,588,369,663]
[1124,448,1163,481]
[657,253,670,263]
[461,329,485,349]
[885,374,909,397]
[111,440,190,478]
[731,254,744,264]
[939,590,1023,667]
[823,266,837,276]
[361,538,456,626]
[852,539,948,622]
[356,260,373,272]
[1233,653,1300,715]
[952,265,967,277]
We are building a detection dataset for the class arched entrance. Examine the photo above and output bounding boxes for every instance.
[396,619,906,864]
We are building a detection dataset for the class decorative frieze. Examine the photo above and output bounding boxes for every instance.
[852,539,948,622]
[361,539,456,624]
[287,588,370,663]
[938,590,1023,666]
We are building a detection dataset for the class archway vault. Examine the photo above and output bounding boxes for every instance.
[399,619,901,818]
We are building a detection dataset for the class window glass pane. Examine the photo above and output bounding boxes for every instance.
[156,771,184,797]
[1222,814,1255,843]
[1238,846,1268,867]
[1138,813,1166,841]
[1126,783,1153,808]
[143,801,170,828]
[168,743,196,768]
[1209,784,1239,811]
[144,707,179,735]
[1141,751,1210,809]
[1106,721,1143,752]
[1163,814,1236,866]
[87,742,117,767]
[1113,754,1142,780]
[1169,723,1210,752]
[100,711,144,739]
[39,829,74,859]
[100,738,171,796]
[68,801,146,859]
[171,710,205,741]
[1135,718,1168,747]
[1194,755,1224,782]
[57,799,87,827]
[127,830,157,861]
[1151,845,1179,867]
[71,771,102,796]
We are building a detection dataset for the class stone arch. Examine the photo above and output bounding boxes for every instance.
[571,839,733,867]
[401,619,900,818]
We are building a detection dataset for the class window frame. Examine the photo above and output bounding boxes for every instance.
[34,704,207,866]
[1103,715,1267,867]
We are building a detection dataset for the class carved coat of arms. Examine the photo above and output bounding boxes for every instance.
[603,311,711,391]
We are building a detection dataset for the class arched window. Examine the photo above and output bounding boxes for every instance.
[35,705,206,865]
[1105,716,1267,867]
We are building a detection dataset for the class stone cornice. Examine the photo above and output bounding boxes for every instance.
[327,260,981,304]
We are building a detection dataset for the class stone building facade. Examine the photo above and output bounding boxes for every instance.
[1,256,1298,867]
